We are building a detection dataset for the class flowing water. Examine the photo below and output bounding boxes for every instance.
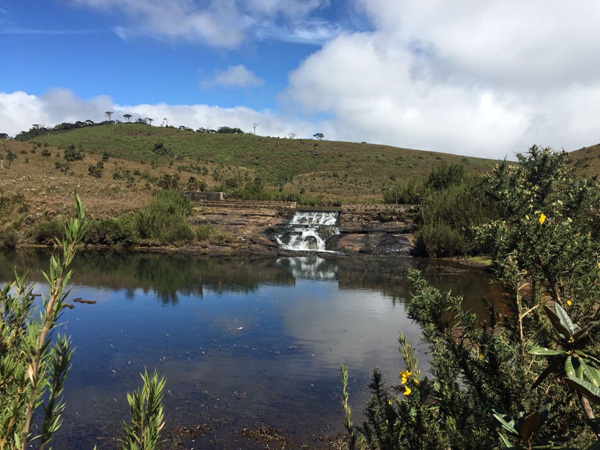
[275,211,340,251]
[0,250,503,448]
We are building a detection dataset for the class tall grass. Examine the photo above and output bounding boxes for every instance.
[136,190,194,244]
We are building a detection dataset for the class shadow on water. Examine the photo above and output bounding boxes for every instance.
[0,250,504,448]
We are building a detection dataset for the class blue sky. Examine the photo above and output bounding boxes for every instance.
[0,1,347,108]
[2,1,600,158]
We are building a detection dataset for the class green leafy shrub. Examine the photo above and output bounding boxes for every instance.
[137,190,194,244]
[413,180,493,256]
[88,161,103,178]
[412,222,470,257]
[157,172,180,190]
[0,228,18,248]
[383,180,423,204]
[84,215,139,247]
[55,161,70,173]
[64,145,83,162]
[31,218,64,245]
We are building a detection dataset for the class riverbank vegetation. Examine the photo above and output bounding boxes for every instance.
[344,147,600,448]
[385,162,496,257]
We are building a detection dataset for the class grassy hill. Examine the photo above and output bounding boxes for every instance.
[567,143,600,176]
[23,123,498,203]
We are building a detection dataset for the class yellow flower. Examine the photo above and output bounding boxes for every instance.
[398,370,412,380]
[413,378,420,385]
[525,214,530,220]
[403,386,412,396]
[388,399,393,405]
[566,300,572,307]
[539,213,547,225]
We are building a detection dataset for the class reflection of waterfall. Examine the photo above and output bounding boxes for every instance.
[275,211,340,252]
[274,256,338,281]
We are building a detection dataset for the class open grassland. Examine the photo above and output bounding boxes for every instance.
[28,123,498,203]
[0,139,235,219]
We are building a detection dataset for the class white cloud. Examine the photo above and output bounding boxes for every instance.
[70,0,246,48]
[69,0,330,47]
[203,65,264,88]
[282,0,600,158]
[0,89,324,139]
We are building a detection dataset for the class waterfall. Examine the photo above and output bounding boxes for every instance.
[275,211,340,252]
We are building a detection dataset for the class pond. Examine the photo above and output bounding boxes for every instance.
[0,250,503,448]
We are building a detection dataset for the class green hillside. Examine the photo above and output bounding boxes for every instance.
[27,123,497,202]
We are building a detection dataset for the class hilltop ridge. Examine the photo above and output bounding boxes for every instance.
[19,123,498,203]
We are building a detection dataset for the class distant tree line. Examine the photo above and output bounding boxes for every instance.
[11,119,254,141]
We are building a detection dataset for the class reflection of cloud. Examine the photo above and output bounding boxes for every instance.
[280,281,424,371]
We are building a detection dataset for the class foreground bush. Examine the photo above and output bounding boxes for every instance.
[137,190,194,244]
[344,147,600,448]
[0,196,166,448]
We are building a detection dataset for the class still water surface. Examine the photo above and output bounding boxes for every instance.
[0,250,502,448]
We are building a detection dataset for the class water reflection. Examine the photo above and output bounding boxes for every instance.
[0,250,502,448]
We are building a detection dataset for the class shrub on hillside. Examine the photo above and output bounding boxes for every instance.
[137,190,194,244]
[84,215,139,247]
[157,172,180,190]
[88,161,103,178]
[64,145,84,161]
[0,228,18,248]
[55,161,70,173]
[31,218,64,245]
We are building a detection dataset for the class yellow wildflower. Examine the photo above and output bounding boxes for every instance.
[539,213,547,225]
[388,399,392,405]
[525,214,530,220]
[413,378,420,385]
[566,300,572,307]
[398,370,412,378]
[403,386,412,396]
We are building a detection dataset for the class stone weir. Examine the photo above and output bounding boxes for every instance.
[188,197,417,255]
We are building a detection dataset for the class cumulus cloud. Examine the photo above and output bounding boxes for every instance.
[283,0,600,158]
[203,65,265,88]
[69,0,330,47]
[0,89,324,139]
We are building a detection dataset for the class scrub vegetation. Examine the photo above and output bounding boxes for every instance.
[343,147,600,449]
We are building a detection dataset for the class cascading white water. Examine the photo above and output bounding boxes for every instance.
[275,211,340,252]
